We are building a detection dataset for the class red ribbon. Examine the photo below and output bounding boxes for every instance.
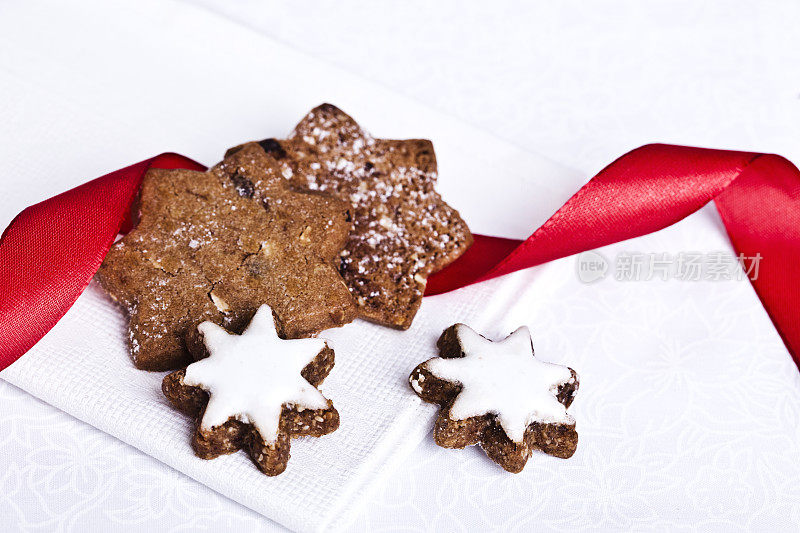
[2,144,799,371]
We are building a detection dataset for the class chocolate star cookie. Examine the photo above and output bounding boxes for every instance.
[162,305,339,476]
[409,323,579,473]
[97,144,356,370]
[226,104,473,329]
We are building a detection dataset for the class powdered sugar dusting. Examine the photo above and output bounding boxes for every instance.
[279,104,473,327]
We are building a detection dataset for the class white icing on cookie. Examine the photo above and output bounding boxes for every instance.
[183,305,330,443]
[424,324,575,443]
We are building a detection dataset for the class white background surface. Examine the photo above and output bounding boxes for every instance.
[2,0,800,531]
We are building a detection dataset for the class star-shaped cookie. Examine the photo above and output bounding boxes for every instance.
[226,104,473,329]
[97,143,356,370]
[409,323,579,473]
[162,305,339,476]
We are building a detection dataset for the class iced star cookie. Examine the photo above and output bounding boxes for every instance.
[97,144,356,370]
[409,323,579,473]
[162,305,339,476]
[226,104,473,329]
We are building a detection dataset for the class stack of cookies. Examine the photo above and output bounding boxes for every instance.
[96,104,474,474]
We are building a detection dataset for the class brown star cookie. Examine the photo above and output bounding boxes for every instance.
[97,144,356,371]
[226,104,473,329]
[409,323,579,473]
[162,305,339,476]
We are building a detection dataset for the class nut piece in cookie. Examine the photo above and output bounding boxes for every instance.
[96,144,356,370]
[226,104,473,330]
[409,323,579,473]
[162,305,339,476]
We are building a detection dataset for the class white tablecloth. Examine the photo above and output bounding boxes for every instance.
[2,0,800,531]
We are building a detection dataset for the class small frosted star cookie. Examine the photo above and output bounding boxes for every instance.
[226,104,473,329]
[162,305,339,476]
[409,323,579,473]
[97,144,356,370]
